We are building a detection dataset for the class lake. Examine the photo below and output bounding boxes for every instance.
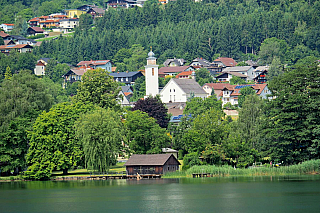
[1,176,320,213]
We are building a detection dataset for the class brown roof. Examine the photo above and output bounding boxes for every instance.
[4,40,15,45]
[29,17,40,22]
[77,60,111,66]
[0,31,9,38]
[29,27,44,33]
[203,83,230,90]
[214,57,237,67]
[111,67,117,72]
[159,66,190,74]
[124,154,180,166]
[36,61,46,66]
[218,84,268,97]
[124,92,132,97]
[0,44,33,49]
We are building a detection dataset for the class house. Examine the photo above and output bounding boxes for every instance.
[109,71,144,86]
[34,58,53,75]
[175,70,195,79]
[254,70,268,84]
[39,19,59,28]
[213,57,237,68]
[166,102,186,116]
[160,78,208,103]
[28,17,40,26]
[158,66,192,78]
[118,86,134,106]
[163,58,186,67]
[253,66,269,77]
[87,7,105,19]
[246,60,259,68]
[190,57,211,67]
[106,0,137,8]
[222,66,255,80]
[202,83,231,98]
[4,40,15,45]
[0,24,14,32]
[7,35,36,46]
[59,18,79,30]
[27,27,44,36]
[62,66,92,85]
[124,154,180,176]
[162,148,178,159]
[215,72,247,82]
[64,9,87,18]
[77,60,112,72]
[0,44,33,54]
[0,31,10,40]
[219,84,271,106]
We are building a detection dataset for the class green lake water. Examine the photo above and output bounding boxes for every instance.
[1,176,320,213]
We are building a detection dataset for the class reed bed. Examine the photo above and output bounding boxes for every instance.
[163,159,320,178]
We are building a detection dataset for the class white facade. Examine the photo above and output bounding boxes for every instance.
[59,19,79,29]
[34,65,45,75]
[0,24,14,32]
[145,51,159,97]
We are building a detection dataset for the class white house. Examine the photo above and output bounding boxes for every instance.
[160,78,208,103]
[0,24,14,32]
[219,84,271,106]
[215,72,248,82]
[223,66,255,80]
[59,18,79,30]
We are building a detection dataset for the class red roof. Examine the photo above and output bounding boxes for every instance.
[2,23,14,26]
[175,71,193,78]
[124,92,132,97]
[203,83,231,90]
[0,44,33,49]
[53,15,67,18]
[39,20,56,23]
[36,61,46,66]
[77,60,111,66]
[214,57,237,67]
[29,17,40,22]
[40,16,49,19]
[218,84,268,97]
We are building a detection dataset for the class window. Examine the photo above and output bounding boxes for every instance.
[173,89,175,92]
[170,89,171,92]
[227,98,229,101]
[152,68,154,76]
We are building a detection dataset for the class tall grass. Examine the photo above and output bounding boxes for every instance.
[186,159,320,177]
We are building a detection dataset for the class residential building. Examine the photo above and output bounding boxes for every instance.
[4,40,15,45]
[190,57,211,67]
[213,57,237,68]
[28,17,40,26]
[0,31,10,40]
[106,0,137,8]
[160,78,208,103]
[27,27,44,36]
[0,24,14,32]
[118,86,134,106]
[202,82,231,98]
[124,154,180,176]
[34,58,53,76]
[77,60,113,72]
[110,71,144,86]
[64,9,87,18]
[158,66,192,78]
[59,18,79,29]
[0,44,33,54]
[175,70,195,79]
[215,72,247,82]
[254,70,268,84]
[7,35,36,46]
[253,66,269,78]
[62,66,92,86]
[219,84,271,106]
[222,66,255,80]
[163,58,186,67]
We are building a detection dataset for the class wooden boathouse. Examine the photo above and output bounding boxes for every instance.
[124,154,180,178]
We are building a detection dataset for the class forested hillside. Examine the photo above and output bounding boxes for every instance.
[33,0,320,68]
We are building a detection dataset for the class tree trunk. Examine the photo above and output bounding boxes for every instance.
[63,168,68,175]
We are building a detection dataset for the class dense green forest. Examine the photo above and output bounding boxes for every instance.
[31,0,320,68]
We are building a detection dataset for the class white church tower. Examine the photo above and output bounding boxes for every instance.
[145,48,159,97]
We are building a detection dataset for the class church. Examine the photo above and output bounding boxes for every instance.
[144,50,208,103]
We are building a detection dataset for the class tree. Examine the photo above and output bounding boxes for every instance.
[184,96,223,118]
[230,76,247,85]
[11,16,28,37]
[259,37,288,65]
[132,95,169,128]
[195,68,213,86]
[124,110,170,154]
[4,66,12,80]
[268,56,284,81]
[0,36,4,45]
[238,86,256,107]
[75,107,124,173]
[25,102,95,179]
[0,70,55,174]
[74,68,121,110]
[131,76,145,102]
[46,61,69,83]
[79,13,93,30]
[263,62,320,164]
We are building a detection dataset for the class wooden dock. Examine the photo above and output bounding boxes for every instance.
[53,173,162,181]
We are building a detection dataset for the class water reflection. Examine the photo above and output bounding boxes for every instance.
[1,176,320,213]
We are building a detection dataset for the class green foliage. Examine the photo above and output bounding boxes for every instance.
[195,68,213,86]
[27,34,45,39]
[79,13,93,30]
[131,76,145,102]
[4,66,12,80]
[182,152,202,170]
[238,86,256,107]
[45,61,70,83]
[263,62,320,164]
[25,102,95,179]
[229,76,247,85]
[74,68,121,110]
[267,56,284,81]
[0,37,4,45]
[184,96,222,117]
[75,107,124,173]
[0,70,56,173]
[236,61,249,66]
[259,37,288,65]
[124,110,170,154]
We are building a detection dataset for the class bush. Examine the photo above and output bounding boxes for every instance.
[182,152,203,170]
[28,34,45,39]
